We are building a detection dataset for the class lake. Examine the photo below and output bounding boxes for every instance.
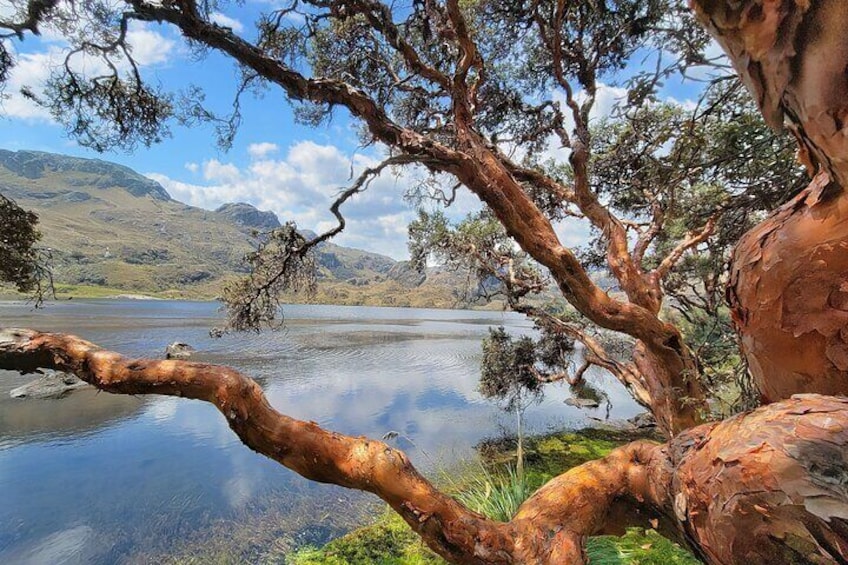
[0,300,642,563]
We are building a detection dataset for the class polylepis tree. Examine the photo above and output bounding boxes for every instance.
[0,1,846,563]
[691,0,848,404]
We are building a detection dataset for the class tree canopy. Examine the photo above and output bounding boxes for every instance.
[0,0,807,432]
[0,194,47,299]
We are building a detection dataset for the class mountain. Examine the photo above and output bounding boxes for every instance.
[0,150,464,305]
[215,202,281,233]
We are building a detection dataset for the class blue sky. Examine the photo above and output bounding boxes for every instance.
[0,2,717,259]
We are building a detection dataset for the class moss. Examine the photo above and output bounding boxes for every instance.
[587,528,702,564]
[285,428,700,564]
[524,430,620,488]
[287,511,442,565]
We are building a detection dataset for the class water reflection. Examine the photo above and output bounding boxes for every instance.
[0,300,642,563]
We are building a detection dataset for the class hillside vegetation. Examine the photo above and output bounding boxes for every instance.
[0,150,471,305]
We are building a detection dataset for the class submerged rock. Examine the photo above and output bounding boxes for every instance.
[10,370,90,399]
[165,342,195,360]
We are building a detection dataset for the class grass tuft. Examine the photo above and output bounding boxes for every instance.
[454,464,532,523]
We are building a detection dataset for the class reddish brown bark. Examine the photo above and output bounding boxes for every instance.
[2,328,846,564]
[664,393,848,564]
[691,0,848,401]
[728,172,848,402]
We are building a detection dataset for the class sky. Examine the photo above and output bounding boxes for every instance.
[0,1,716,260]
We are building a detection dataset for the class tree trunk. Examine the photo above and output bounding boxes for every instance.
[691,0,848,401]
[516,406,525,483]
[1,328,846,564]
[728,173,848,402]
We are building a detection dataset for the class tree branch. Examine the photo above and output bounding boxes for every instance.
[0,0,61,38]
[653,214,718,280]
[127,0,708,433]
[301,153,421,251]
[514,305,653,409]
[633,200,665,265]
[0,327,668,564]
[129,0,466,170]
[340,0,452,90]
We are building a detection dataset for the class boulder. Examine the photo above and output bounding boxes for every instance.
[165,342,195,360]
[10,370,90,399]
[628,412,657,429]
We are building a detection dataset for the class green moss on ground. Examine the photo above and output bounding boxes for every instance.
[287,511,443,565]
[288,428,700,565]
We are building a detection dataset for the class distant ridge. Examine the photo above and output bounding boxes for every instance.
[0,150,469,306]
[215,202,281,232]
[0,150,172,201]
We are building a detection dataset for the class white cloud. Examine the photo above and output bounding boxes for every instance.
[553,217,592,250]
[144,136,596,260]
[247,142,279,158]
[210,12,245,34]
[146,141,483,259]
[185,161,199,173]
[125,21,176,66]
[589,84,628,122]
[536,83,629,165]
[203,159,241,184]
[0,45,55,121]
[0,22,176,122]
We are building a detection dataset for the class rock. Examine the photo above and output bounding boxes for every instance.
[10,370,90,399]
[177,270,213,284]
[165,342,195,360]
[628,412,657,429]
[215,202,282,232]
[387,261,427,287]
[565,397,601,409]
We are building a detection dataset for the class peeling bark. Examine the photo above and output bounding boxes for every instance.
[728,172,848,401]
[1,328,846,564]
[690,0,848,401]
[664,393,848,564]
[690,0,848,187]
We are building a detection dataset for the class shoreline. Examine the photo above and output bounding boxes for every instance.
[0,283,511,311]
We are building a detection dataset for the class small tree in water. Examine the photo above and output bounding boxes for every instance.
[479,327,544,481]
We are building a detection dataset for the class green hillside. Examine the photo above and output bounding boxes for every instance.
[0,150,466,305]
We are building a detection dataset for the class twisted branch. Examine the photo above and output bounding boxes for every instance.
[0,327,667,564]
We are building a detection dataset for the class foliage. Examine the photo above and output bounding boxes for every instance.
[479,326,546,412]
[586,528,702,565]
[583,80,804,411]
[287,510,443,565]
[0,0,799,418]
[0,193,51,302]
[408,210,547,306]
[0,194,40,291]
[219,223,317,333]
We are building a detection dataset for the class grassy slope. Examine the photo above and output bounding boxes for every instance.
[0,155,465,305]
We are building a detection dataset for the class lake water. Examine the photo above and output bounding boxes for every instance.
[0,300,642,563]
